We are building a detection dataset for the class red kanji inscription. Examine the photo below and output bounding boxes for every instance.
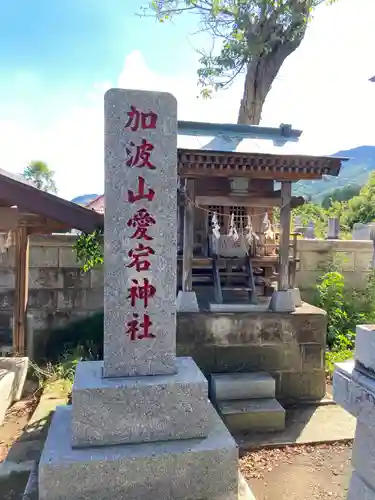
[128,278,156,308]
[126,313,155,341]
[128,176,155,203]
[127,243,155,272]
[126,139,155,169]
[127,208,155,241]
[124,106,158,132]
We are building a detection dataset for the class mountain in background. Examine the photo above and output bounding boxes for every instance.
[294,145,375,202]
[71,193,99,206]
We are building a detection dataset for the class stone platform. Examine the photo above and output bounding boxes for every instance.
[25,464,255,500]
[72,357,211,447]
[39,405,239,500]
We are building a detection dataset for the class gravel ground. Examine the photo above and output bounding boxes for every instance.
[240,442,353,500]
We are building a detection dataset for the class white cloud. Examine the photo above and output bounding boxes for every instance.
[0,0,374,199]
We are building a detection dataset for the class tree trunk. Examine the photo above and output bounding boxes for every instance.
[237,38,304,125]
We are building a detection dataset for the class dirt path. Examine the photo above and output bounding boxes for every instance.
[240,442,352,500]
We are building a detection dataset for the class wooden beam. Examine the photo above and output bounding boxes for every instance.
[278,182,292,291]
[195,195,305,208]
[0,172,103,233]
[179,167,325,181]
[0,207,19,231]
[182,179,195,292]
[13,226,29,355]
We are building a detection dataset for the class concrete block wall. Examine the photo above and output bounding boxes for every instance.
[296,239,373,301]
[0,235,103,350]
[0,234,373,353]
[176,305,327,403]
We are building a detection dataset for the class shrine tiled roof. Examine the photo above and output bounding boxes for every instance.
[177,121,302,156]
[176,121,348,179]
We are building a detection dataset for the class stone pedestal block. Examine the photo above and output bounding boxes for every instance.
[334,357,375,500]
[269,290,295,313]
[333,361,375,434]
[71,357,211,447]
[348,471,375,500]
[39,406,239,500]
[355,324,375,373]
[352,422,375,492]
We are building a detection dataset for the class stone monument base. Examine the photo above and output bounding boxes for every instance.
[71,357,211,447]
[26,461,255,500]
[269,290,295,313]
[39,405,239,500]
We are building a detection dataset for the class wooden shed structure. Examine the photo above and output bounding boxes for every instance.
[176,121,347,307]
[0,169,103,355]
[88,120,347,308]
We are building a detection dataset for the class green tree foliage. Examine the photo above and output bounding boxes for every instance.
[73,230,104,272]
[146,0,337,124]
[321,184,361,209]
[316,268,375,349]
[23,160,57,193]
[342,172,375,228]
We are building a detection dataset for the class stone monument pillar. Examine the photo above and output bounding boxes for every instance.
[327,217,340,239]
[37,89,242,500]
[333,324,375,499]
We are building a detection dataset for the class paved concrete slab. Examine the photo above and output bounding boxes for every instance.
[211,372,275,402]
[237,403,356,451]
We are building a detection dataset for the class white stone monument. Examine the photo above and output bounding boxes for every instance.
[37,89,246,500]
[333,324,375,499]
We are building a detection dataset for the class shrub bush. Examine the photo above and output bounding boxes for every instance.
[44,312,104,363]
[315,269,375,349]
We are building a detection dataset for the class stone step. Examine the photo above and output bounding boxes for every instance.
[211,372,276,402]
[217,398,286,433]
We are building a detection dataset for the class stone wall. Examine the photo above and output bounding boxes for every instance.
[0,235,103,350]
[177,304,326,403]
[0,235,372,353]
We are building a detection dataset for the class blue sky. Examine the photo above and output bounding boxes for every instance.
[0,0,374,199]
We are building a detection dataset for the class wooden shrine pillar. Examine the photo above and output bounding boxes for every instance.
[278,181,292,291]
[182,178,195,292]
[13,226,30,355]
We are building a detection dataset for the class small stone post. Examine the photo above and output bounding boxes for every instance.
[304,220,316,239]
[327,217,340,239]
